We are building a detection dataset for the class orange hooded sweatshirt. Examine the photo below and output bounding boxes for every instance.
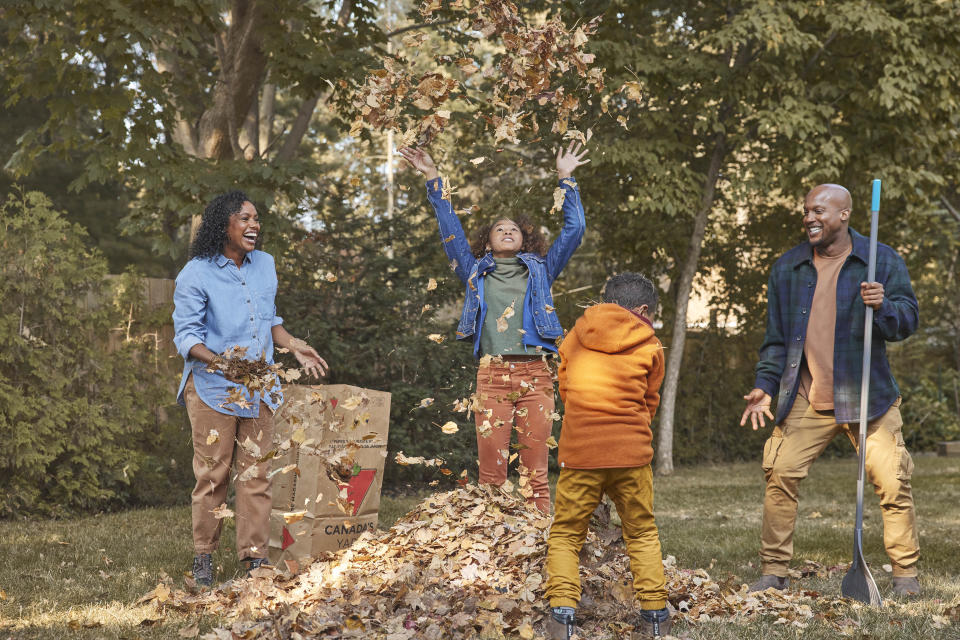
[557,303,665,469]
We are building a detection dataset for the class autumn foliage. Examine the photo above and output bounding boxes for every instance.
[352,0,604,146]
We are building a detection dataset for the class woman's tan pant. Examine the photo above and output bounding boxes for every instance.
[474,358,554,513]
[760,395,918,577]
[184,375,273,560]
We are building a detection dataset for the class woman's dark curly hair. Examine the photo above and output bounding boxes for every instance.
[189,190,252,259]
[470,215,548,258]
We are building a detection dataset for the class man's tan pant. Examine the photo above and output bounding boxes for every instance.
[184,375,273,560]
[761,395,918,577]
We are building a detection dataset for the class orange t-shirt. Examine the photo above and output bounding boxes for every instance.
[799,247,851,411]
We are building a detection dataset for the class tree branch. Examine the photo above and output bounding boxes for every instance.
[272,0,352,163]
[942,195,960,224]
[386,19,456,39]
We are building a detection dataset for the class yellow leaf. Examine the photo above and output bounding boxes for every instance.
[441,421,459,434]
[341,394,365,410]
[546,436,558,449]
[622,81,643,102]
[205,429,219,445]
[518,622,535,639]
[470,156,486,165]
[211,503,234,520]
[427,278,438,291]
[283,510,308,524]
[427,333,445,344]
[550,187,566,214]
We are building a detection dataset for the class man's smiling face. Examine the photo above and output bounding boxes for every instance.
[803,185,850,254]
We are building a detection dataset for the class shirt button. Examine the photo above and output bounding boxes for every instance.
[241,281,246,285]
[801,309,807,314]
[247,299,251,303]
[796,336,801,341]
[791,362,798,368]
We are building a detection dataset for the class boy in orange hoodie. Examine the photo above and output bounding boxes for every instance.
[545,273,671,639]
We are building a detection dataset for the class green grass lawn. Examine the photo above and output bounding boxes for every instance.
[1,456,958,639]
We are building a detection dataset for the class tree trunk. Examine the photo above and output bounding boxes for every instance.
[258,80,275,155]
[654,135,726,475]
[197,0,267,160]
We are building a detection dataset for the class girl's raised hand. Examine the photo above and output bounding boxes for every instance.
[399,147,440,180]
[556,141,590,179]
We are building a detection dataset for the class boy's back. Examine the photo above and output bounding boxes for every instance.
[558,303,665,470]
[546,273,672,640]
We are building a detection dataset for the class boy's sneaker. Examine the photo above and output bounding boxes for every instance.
[545,606,576,640]
[246,557,271,574]
[192,553,213,587]
[637,607,672,639]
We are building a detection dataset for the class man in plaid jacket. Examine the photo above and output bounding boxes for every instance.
[740,184,921,597]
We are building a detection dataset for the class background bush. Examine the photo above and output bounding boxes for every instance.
[0,191,180,516]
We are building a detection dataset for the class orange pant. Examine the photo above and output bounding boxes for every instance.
[184,375,273,560]
[474,358,554,513]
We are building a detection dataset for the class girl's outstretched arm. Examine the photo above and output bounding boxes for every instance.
[545,142,589,280]
[400,147,475,284]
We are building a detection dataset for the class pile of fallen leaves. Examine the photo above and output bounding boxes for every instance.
[138,484,928,639]
[351,0,605,147]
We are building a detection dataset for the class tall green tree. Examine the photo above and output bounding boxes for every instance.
[2,0,382,269]
[563,0,960,473]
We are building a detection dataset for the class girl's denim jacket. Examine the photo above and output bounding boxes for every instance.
[425,176,585,359]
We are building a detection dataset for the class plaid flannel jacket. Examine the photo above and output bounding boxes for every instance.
[755,228,918,425]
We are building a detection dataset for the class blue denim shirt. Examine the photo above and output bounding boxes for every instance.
[755,228,918,424]
[425,176,585,358]
[172,250,284,416]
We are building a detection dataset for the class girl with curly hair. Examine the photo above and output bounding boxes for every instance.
[400,143,589,513]
[173,191,328,586]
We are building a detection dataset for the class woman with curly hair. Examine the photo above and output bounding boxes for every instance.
[400,143,589,513]
[172,190,328,586]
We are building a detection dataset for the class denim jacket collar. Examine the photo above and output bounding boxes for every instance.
[477,251,543,276]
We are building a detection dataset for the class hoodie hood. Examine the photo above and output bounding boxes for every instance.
[573,303,655,354]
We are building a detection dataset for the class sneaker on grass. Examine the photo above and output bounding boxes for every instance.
[747,574,789,592]
[192,553,213,587]
[892,576,921,597]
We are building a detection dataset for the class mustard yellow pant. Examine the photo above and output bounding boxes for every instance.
[546,465,667,609]
[761,395,919,577]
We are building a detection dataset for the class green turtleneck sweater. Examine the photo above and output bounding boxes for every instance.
[479,257,529,356]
